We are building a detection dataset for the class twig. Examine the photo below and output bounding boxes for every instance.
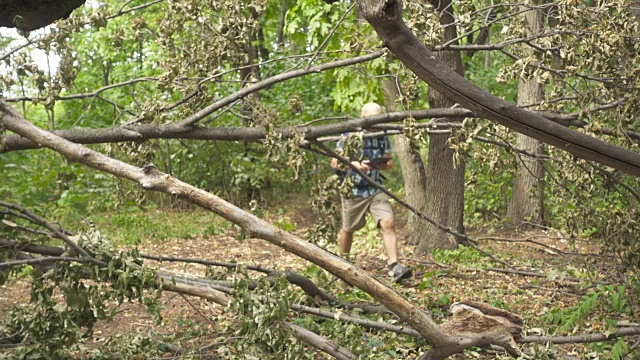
[305,4,356,69]
[521,327,640,344]
[0,256,94,268]
[0,201,104,266]
[179,294,217,330]
[3,78,158,103]
[484,267,613,285]
[108,0,164,19]
[142,253,272,273]
[282,321,357,360]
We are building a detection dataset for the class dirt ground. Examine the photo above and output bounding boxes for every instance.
[0,207,634,359]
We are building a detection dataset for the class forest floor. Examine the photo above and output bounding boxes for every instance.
[0,204,637,359]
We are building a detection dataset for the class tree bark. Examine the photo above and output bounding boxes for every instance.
[0,0,85,31]
[507,2,546,225]
[420,0,466,252]
[380,78,431,245]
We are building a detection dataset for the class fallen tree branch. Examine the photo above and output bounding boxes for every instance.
[0,201,104,266]
[521,327,640,344]
[5,235,637,353]
[131,253,341,304]
[0,103,452,349]
[0,109,459,153]
[176,51,385,127]
[0,256,94,268]
[282,321,357,360]
[484,267,614,285]
[291,303,420,337]
[3,101,637,153]
[0,238,65,257]
[356,0,640,177]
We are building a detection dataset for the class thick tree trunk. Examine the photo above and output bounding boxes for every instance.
[507,2,545,225]
[380,78,431,244]
[419,0,465,252]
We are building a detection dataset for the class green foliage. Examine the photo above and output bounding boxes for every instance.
[433,245,485,267]
[0,150,117,215]
[224,273,306,359]
[544,285,631,334]
[92,208,229,246]
[1,228,161,358]
[88,334,163,360]
[306,175,341,247]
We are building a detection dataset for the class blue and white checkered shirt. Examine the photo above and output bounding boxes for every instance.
[336,133,391,198]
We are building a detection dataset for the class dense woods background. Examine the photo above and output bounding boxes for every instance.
[1,0,639,359]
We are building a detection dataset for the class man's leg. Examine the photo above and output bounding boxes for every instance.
[370,192,411,282]
[379,217,398,265]
[339,195,368,260]
[339,229,354,257]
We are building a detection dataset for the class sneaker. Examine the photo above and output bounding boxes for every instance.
[391,263,412,283]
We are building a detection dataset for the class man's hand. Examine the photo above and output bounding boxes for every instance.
[376,160,393,170]
[363,157,392,170]
[351,161,371,172]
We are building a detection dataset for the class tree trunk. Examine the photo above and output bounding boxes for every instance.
[507,1,546,226]
[419,0,466,252]
[380,78,431,244]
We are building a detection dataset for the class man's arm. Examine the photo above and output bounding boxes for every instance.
[377,137,393,170]
[332,136,370,171]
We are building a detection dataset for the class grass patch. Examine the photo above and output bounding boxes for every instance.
[91,207,230,246]
[433,245,485,267]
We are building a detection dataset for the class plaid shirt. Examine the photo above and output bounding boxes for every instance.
[336,133,391,197]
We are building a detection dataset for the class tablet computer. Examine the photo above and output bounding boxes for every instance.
[364,157,391,168]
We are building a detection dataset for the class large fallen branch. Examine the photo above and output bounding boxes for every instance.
[1,103,474,358]
[0,109,456,152]
[4,237,639,353]
[355,0,640,177]
[0,237,357,359]
[3,103,638,153]
[0,201,104,266]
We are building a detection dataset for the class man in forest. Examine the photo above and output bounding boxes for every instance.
[330,102,412,282]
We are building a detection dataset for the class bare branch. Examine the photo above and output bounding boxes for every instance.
[0,200,104,266]
[306,4,356,69]
[177,51,385,127]
[521,327,640,344]
[0,256,94,268]
[282,321,357,360]
[2,77,158,103]
[108,0,164,19]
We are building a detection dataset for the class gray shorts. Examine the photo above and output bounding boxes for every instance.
[341,191,394,233]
